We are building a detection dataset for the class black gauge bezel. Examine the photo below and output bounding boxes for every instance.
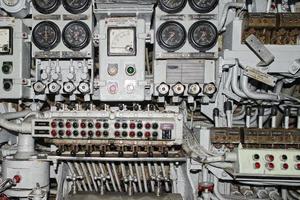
[32,21,61,51]
[62,21,91,51]
[188,21,218,51]
[62,0,91,14]
[157,21,187,52]
[188,0,218,13]
[32,0,61,14]
[158,0,187,14]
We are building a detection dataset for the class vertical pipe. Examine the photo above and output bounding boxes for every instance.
[129,163,137,193]
[284,107,290,129]
[148,163,155,192]
[80,163,93,191]
[67,162,82,191]
[112,163,122,192]
[106,163,117,192]
[74,162,88,191]
[161,163,170,192]
[135,162,143,192]
[141,163,148,193]
[246,106,251,128]
[86,162,99,192]
[121,163,128,192]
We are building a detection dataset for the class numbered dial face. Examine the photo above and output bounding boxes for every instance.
[188,21,218,51]
[108,28,136,56]
[62,21,91,51]
[158,0,187,13]
[32,21,61,51]
[188,0,218,13]
[32,0,61,14]
[62,0,91,14]
[157,21,186,52]
[3,0,19,6]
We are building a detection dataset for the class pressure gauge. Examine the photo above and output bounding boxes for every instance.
[188,21,218,51]
[157,21,186,52]
[0,27,12,54]
[3,0,19,6]
[62,21,91,51]
[32,0,61,14]
[188,0,218,13]
[108,27,136,56]
[188,83,201,96]
[32,21,61,51]
[158,0,187,13]
[62,0,91,14]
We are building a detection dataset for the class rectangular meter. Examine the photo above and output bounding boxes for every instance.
[0,27,12,55]
[108,27,136,56]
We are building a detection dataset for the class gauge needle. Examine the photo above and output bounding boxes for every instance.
[166,32,176,43]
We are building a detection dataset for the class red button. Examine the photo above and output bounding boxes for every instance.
[13,175,21,184]
[115,131,120,137]
[129,131,135,137]
[282,163,289,170]
[51,121,57,128]
[66,130,72,137]
[295,163,300,170]
[265,154,274,162]
[95,131,101,137]
[81,131,86,137]
[254,162,261,169]
[51,130,57,137]
[80,122,86,129]
[66,122,72,129]
[130,123,136,129]
[95,122,101,129]
[267,163,275,170]
[145,123,151,129]
[145,132,151,138]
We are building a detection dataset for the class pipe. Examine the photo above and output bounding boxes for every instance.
[141,163,148,193]
[86,163,98,192]
[112,163,122,192]
[219,3,245,32]
[240,75,279,101]
[213,176,266,200]
[0,111,33,133]
[148,163,155,192]
[288,191,300,199]
[231,65,247,98]
[135,162,143,193]
[106,163,117,192]
[67,162,83,191]
[74,162,88,191]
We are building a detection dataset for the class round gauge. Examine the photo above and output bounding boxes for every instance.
[32,21,61,51]
[32,0,61,14]
[188,0,218,13]
[158,0,187,14]
[3,0,19,6]
[188,21,218,51]
[157,21,186,52]
[62,0,91,14]
[62,21,91,51]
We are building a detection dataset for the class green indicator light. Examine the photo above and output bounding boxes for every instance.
[126,66,136,75]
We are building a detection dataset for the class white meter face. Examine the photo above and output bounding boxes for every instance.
[3,0,19,6]
[0,28,12,54]
[108,27,136,56]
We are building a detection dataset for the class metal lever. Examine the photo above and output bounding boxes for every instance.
[95,174,110,195]
[66,175,83,194]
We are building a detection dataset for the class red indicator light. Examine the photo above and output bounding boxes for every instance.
[145,132,151,138]
[80,122,86,129]
[66,122,72,128]
[81,131,86,137]
[145,123,151,129]
[115,131,120,137]
[265,154,274,162]
[51,130,57,137]
[254,162,261,169]
[51,121,57,128]
[66,130,72,136]
[13,175,21,184]
[130,123,136,129]
[129,131,135,137]
[282,163,289,170]
[267,163,275,170]
[95,122,101,129]
[95,131,101,137]
[295,163,300,170]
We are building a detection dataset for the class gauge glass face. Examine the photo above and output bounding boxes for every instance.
[159,0,186,13]
[32,0,60,14]
[63,0,90,14]
[108,28,136,56]
[189,21,217,51]
[0,28,12,54]
[189,0,218,13]
[3,0,19,6]
[63,22,90,50]
[33,22,60,51]
[157,22,186,52]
